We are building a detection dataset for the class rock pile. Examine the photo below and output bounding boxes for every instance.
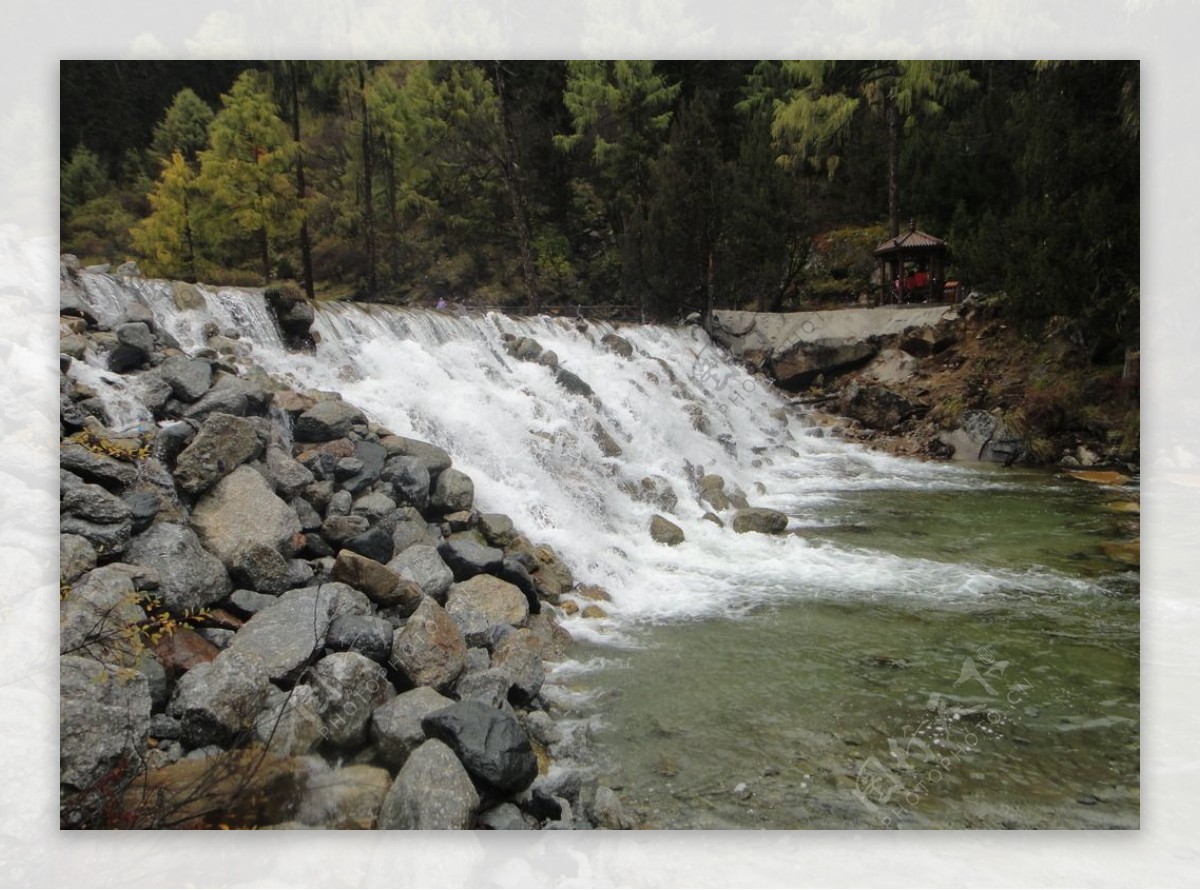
[58,260,629,831]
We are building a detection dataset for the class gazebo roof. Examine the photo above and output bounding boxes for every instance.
[874,224,946,256]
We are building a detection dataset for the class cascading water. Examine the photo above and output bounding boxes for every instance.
[67,271,1139,828]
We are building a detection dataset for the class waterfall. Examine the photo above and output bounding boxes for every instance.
[67,271,1101,644]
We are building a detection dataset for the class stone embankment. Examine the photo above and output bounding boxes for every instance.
[58,257,631,830]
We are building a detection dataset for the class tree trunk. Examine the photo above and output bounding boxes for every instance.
[287,61,315,300]
[494,62,539,313]
[358,63,377,295]
[888,96,901,238]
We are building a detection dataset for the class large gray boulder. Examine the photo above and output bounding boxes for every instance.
[386,544,453,601]
[167,648,271,748]
[389,597,466,693]
[158,354,213,402]
[308,651,394,749]
[370,686,454,771]
[172,412,262,494]
[731,508,789,535]
[326,613,394,664]
[649,514,685,546]
[266,445,315,498]
[58,442,139,490]
[381,456,431,509]
[60,471,133,554]
[379,436,452,479]
[293,399,366,443]
[123,522,231,613]
[770,338,878,391]
[60,654,152,791]
[421,700,538,793]
[837,381,926,432]
[445,574,529,628]
[182,373,272,421]
[377,739,479,830]
[490,628,545,704]
[936,409,1026,463]
[225,585,352,683]
[437,539,503,581]
[430,468,474,514]
[190,465,302,566]
[60,563,149,659]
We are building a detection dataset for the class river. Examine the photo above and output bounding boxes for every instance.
[68,271,1140,830]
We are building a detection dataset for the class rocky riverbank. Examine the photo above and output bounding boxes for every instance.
[716,296,1139,475]
[58,257,632,830]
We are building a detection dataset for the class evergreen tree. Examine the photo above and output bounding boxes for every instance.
[768,61,975,236]
[150,88,215,168]
[132,151,200,281]
[195,71,298,283]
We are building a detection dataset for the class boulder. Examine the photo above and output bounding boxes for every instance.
[620,474,678,514]
[182,373,272,421]
[446,574,529,628]
[190,465,302,566]
[392,509,439,553]
[936,409,1026,463]
[454,668,512,708]
[376,739,479,830]
[379,436,453,479]
[60,533,98,583]
[477,513,516,547]
[308,651,394,749]
[387,544,454,601]
[342,526,394,565]
[770,338,878,391]
[60,654,152,791]
[293,399,366,443]
[649,514,685,546]
[60,472,133,554]
[837,381,926,432]
[172,413,262,494]
[421,700,538,793]
[388,597,466,693]
[477,802,535,830]
[555,367,593,397]
[381,455,431,509]
[325,613,394,664]
[265,446,315,498]
[123,523,231,614]
[601,332,634,358]
[59,442,138,490]
[491,628,545,704]
[438,539,504,581]
[731,508,789,535]
[590,785,634,830]
[330,550,411,607]
[158,354,213,402]
[253,685,325,756]
[229,541,293,594]
[59,564,152,662]
[321,514,370,545]
[370,686,454,771]
[167,648,271,748]
[430,468,474,514]
[225,586,343,683]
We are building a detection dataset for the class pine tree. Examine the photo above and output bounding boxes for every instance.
[132,151,200,281]
[150,88,215,168]
[195,71,298,282]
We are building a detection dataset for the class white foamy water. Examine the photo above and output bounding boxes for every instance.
[69,271,1102,641]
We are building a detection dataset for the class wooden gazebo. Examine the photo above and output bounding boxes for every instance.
[874,222,949,305]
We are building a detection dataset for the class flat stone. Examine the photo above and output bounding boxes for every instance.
[446,574,529,628]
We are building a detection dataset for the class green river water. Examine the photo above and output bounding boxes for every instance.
[565,467,1140,829]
